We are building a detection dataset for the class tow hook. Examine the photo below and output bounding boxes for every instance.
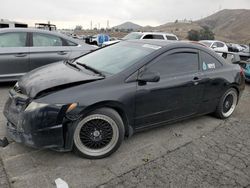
[0,137,9,147]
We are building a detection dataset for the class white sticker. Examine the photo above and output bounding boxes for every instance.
[207,63,216,69]
[142,44,161,50]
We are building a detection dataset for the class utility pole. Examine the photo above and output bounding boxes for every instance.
[107,20,110,29]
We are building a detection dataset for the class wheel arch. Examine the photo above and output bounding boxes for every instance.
[228,83,240,103]
[79,101,133,137]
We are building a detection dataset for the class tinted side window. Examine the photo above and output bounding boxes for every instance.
[33,33,63,47]
[143,34,164,40]
[201,51,222,71]
[0,32,27,47]
[166,35,177,40]
[152,35,164,39]
[143,35,153,39]
[148,52,199,76]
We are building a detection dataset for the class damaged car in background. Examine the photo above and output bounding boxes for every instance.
[3,40,245,159]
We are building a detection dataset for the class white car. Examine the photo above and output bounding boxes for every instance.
[199,40,228,53]
[102,32,178,47]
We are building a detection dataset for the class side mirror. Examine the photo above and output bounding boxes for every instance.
[232,54,241,64]
[138,71,160,83]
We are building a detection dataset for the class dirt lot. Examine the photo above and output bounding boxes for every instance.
[0,83,250,188]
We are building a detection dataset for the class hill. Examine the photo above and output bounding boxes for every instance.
[113,22,142,30]
[111,9,250,43]
[196,9,250,43]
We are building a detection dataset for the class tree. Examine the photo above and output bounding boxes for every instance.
[187,27,215,41]
[187,29,200,41]
[199,26,215,40]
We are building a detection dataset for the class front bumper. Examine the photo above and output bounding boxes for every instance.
[3,90,67,149]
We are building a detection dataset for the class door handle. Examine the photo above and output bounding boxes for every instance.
[15,53,27,57]
[57,51,68,55]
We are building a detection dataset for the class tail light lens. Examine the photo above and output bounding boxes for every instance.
[240,67,244,76]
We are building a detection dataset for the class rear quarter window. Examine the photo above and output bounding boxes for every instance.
[201,51,223,71]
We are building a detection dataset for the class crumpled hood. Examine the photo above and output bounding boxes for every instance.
[18,61,104,98]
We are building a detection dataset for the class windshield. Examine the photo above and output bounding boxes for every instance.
[200,41,213,47]
[123,33,143,40]
[76,42,159,75]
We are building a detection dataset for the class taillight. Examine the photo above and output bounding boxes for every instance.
[240,67,245,76]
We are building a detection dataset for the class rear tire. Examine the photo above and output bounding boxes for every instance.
[214,88,238,119]
[73,108,125,159]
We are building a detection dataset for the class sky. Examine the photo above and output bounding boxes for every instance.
[1,0,250,29]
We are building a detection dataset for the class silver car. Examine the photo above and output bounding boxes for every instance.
[0,28,97,82]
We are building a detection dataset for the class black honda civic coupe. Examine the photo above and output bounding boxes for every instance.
[4,40,245,159]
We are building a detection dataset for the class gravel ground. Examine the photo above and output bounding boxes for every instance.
[0,83,249,188]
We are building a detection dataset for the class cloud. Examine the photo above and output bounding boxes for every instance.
[1,0,250,29]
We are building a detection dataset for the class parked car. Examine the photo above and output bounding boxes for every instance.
[102,32,179,46]
[4,40,245,159]
[227,43,246,52]
[86,34,110,46]
[0,28,97,82]
[223,53,250,82]
[199,40,228,53]
[238,45,250,61]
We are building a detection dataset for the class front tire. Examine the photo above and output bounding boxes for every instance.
[73,108,125,159]
[214,88,238,119]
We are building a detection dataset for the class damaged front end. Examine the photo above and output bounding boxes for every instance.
[3,83,82,151]
[3,62,105,151]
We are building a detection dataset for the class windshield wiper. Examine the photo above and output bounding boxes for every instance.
[76,62,105,77]
[64,60,81,71]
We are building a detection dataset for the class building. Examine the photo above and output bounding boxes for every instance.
[0,19,28,28]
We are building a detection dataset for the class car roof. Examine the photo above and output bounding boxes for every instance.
[0,28,81,44]
[200,40,225,43]
[124,39,222,55]
[132,31,177,37]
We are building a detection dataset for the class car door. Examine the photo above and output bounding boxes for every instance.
[0,32,30,78]
[29,32,71,70]
[198,50,226,113]
[134,48,205,129]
